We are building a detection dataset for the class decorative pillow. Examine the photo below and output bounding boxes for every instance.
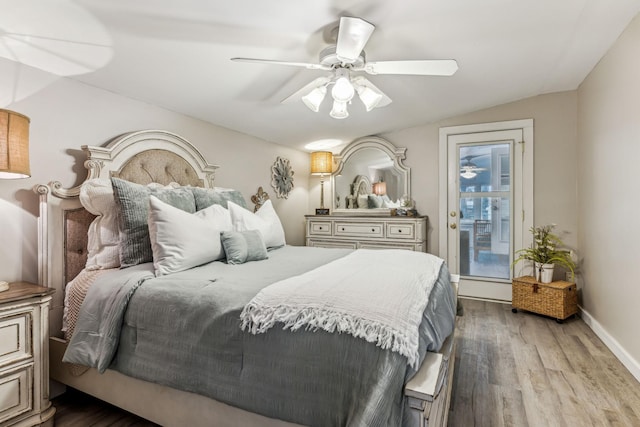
[382,198,400,208]
[227,200,286,249]
[111,177,196,268]
[368,194,383,208]
[80,179,120,270]
[220,230,268,265]
[190,187,248,210]
[147,196,231,276]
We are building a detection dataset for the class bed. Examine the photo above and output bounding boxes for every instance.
[34,130,458,427]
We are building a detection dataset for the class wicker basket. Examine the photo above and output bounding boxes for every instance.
[512,276,577,321]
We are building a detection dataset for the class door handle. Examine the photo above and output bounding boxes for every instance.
[450,223,457,230]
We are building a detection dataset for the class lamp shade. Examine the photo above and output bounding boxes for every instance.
[0,109,30,179]
[372,181,387,196]
[310,151,333,175]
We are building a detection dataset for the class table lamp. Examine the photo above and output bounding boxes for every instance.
[0,109,31,291]
[310,151,333,215]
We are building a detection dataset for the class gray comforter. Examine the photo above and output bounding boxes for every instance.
[64,246,456,427]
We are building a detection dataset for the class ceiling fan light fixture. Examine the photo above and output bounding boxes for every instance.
[331,69,354,103]
[329,100,349,119]
[354,82,383,111]
[301,86,327,112]
[460,169,477,179]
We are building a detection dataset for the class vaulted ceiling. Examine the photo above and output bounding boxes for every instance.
[2,0,639,150]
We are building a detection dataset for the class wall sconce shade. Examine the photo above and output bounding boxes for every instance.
[372,181,387,196]
[310,151,333,175]
[0,109,31,179]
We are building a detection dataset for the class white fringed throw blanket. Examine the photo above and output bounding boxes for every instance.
[240,249,444,368]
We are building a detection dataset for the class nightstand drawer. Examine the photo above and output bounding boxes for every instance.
[308,221,332,235]
[387,223,416,240]
[0,364,33,423]
[0,312,31,367]
[335,222,384,238]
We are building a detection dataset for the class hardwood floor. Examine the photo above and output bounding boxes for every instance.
[449,299,640,427]
[53,388,159,426]
[52,299,640,426]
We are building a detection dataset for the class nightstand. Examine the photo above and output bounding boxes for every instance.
[0,282,55,426]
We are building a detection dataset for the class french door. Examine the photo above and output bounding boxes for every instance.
[439,120,533,301]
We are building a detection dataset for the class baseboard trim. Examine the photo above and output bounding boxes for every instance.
[579,305,640,383]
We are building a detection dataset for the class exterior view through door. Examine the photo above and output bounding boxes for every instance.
[439,120,533,301]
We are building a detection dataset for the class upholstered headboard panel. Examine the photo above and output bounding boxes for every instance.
[352,175,372,196]
[36,130,219,337]
[114,149,204,187]
[64,208,97,286]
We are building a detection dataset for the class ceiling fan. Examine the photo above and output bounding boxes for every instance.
[231,17,458,119]
[460,155,487,179]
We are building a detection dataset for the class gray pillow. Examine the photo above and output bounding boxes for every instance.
[111,177,196,268]
[190,187,248,210]
[368,194,383,208]
[220,230,268,265]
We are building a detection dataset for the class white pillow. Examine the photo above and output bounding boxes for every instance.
[80,179,120,270]
[147,196,232,276]
[227,200,286,249]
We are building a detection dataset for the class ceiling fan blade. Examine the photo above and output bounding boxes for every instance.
[335,17,375,63]
[281,76,332,104]
[364,59,458,76]
[231,57,331,71]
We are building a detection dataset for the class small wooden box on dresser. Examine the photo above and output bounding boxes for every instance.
[305,215,427,251]
[0,282,55,427]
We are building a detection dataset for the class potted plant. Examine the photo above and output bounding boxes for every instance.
[512,224,576,283]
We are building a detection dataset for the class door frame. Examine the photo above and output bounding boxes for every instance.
[438,119,534,301]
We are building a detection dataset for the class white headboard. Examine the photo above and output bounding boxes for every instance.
[34,130,219,336]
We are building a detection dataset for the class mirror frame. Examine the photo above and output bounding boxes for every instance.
[331,136,411,214]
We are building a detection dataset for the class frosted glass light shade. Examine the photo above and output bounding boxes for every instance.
[0,109,30,179]
[329,100,349,119]
[302,86,327,112]
[331,77,354,102]
[356,84,383,111]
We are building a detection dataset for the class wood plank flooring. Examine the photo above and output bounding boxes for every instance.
[52,299,640,426]
[448,299,640,427]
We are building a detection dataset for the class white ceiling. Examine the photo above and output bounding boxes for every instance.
[2,0,639,151]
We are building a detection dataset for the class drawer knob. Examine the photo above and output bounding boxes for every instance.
[398,230,402,233]
[342,227,345,231]
[371,228,375,232]
[319,226,323,230]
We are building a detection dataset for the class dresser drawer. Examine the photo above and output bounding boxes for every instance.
[0,364,33,423]
[0,312,32,367]
[307,221,332,236]
[387,222,417,240]
[335,222,384,238]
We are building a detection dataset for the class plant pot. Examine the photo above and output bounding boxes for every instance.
[534,262,555,283]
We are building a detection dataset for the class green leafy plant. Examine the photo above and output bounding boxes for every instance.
[512,224,576,279]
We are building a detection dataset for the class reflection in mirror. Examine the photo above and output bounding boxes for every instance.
[332,136,410,213]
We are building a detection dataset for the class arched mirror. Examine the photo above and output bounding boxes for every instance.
[332,136,410,214]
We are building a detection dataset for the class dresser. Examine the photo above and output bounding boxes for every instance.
[305,215,427,251]
[0,282,55,427]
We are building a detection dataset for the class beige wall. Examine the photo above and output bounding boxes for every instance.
[0,75,309,284]
[577,13,640,370]
[381,90,578,256]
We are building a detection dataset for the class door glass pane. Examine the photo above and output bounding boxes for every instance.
[458,143,511,280]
